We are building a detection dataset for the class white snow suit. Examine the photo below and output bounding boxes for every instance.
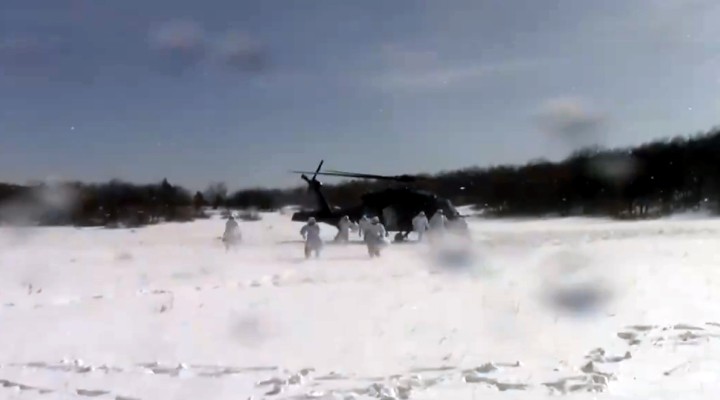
[223,218,241,250]
[358,216,371,239]
[364,221,387,257]
[429,212,448,231]
[412,213,430,241]
[428,212,448,242]
[335,217,356,243]
[300,222,323,258]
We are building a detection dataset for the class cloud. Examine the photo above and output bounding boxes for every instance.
[148,19,207,75]
[535,97,605,141]
[0,32,104,85]
[148,20,268,76]
[148,19,206,53]
[370,43,549,91]
[373,61,544,91]
[1,13,268,83]
[214,30,268,73]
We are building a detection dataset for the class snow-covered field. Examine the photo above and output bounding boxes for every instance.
[2,213,720,399]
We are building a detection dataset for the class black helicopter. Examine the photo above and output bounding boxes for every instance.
[290,161,467,242]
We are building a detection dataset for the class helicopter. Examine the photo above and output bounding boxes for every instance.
[290,160,468,242]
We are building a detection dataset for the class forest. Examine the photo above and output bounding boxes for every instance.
[2,126,719,227]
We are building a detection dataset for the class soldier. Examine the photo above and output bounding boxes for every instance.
[412,211,430,241]
[364,216,387,257]
[222,215,241,251]
[428,209,449,243]
[300,217,323,258]
[358,215,371,239]
[334,215,355,243]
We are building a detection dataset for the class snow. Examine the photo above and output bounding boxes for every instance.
[2,213,720,399]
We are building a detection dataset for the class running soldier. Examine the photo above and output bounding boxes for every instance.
[223,215,241,251]
[300,217,323,258]
[364,216,387,257]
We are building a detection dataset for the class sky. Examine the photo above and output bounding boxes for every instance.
[1,0,719,191]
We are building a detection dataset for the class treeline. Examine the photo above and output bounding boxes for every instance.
[2,126,720,227]
[242,126,720,219]
[0,178,314,227]
[428,127,720,218]
[0,179,198,227]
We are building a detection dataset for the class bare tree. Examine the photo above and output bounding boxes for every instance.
[204,182,228,209]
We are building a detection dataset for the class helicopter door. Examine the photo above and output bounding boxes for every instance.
[382,206,398,231]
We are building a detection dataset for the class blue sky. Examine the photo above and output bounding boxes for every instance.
[1,0,719,190]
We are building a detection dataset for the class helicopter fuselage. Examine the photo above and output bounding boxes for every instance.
[292,188,462,233]
[290,161,467,239]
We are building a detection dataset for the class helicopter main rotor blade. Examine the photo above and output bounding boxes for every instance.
[290,168,419,183]
[313,160,324,181]
[291,171,363,179]
[323,169,418,182]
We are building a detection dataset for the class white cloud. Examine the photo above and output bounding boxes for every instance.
[148,20,267,75]
[148,19,205,52]
[373,60,547,90]
[370,43,549,91]
[147,19,207,75]
[214,30,268,72]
